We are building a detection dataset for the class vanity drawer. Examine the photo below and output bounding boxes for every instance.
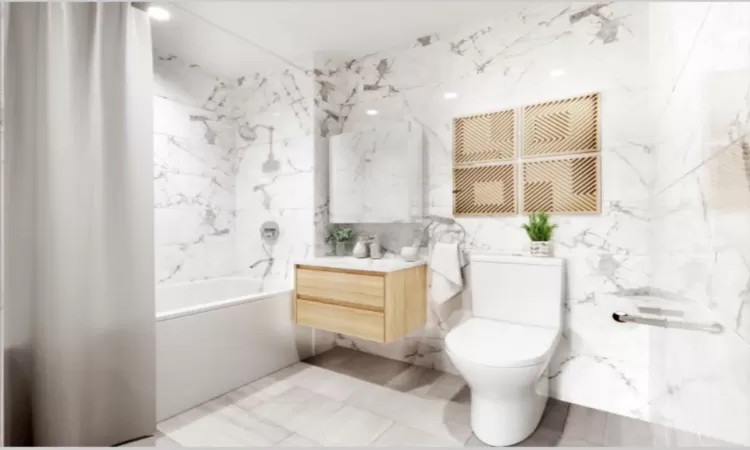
[296,268,385,309]
[296,299,385,342]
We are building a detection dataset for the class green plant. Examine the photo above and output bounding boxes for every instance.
[327,227,355,244]
[522,211,557,242]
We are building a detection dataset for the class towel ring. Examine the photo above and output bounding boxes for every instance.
[426,220,466,250]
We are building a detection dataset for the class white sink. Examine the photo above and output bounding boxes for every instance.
[297,257,426,273]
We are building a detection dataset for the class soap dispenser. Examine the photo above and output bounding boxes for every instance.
[370,235,383,259]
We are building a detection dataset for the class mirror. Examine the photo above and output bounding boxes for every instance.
[329,122,423,223]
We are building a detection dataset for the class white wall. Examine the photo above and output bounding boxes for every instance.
[230,67,318,290]
[648,2,750,444]
[152,50,325,295]
[153,49,336,353]
[153,51,238,285]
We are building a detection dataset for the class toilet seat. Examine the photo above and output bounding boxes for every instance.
[446,318,558,368]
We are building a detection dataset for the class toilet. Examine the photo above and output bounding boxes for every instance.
[445,253,564,447]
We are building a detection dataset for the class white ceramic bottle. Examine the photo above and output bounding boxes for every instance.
[353,237,369,258]
[370,235,383,259]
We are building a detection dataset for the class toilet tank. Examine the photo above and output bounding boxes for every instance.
[470,253,564,329]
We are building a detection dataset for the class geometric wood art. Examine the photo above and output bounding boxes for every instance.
[522,155,600,213]
[453,163,517,216]
[454,109,515,165]
[522,93,600,158]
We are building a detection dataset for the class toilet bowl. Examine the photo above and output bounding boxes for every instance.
[446,253,564,447]
[446,318,559,446]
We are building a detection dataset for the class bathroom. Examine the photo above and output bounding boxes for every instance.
[2,0,750,447]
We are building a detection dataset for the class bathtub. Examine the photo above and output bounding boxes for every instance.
[156,277,313,421]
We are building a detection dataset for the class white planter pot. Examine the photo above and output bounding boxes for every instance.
[529,241,552,257]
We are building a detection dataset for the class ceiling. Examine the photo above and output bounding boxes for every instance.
[150,1,524,78]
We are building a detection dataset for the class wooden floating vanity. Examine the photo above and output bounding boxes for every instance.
[293,258,427,343]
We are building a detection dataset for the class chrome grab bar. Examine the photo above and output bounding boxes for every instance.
[612,311,724,334]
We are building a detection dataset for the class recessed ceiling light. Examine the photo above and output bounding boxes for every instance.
[550,68,565,77]
[366,109,378,116]
[148,6,171,22]
[443,92,458,100]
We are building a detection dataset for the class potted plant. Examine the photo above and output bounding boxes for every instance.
[522,211,557,257]
[327,227,355,256]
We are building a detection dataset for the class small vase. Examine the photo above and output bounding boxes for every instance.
[335,242,348,256]
[353,238,369,258]
[529,241,552,257]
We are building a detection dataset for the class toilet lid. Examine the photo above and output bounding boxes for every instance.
[445,318,559,368]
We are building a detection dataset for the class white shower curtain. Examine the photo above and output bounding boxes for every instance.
[3,3,155,446]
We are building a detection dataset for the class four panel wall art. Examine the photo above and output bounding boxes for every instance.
[453,92,600,216]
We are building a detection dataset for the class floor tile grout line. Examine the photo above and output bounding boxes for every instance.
[156,381,262,429]
[341,383,467,428]
[335,376,473,446]
[601,411,611,446]
[245,380,403,447]
[165,376,312,447]
[463,430,475,446]
[365,419,397,447]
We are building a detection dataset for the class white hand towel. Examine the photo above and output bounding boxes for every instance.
[430,242,463,304]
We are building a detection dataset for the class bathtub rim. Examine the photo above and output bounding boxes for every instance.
[156,286,292,322]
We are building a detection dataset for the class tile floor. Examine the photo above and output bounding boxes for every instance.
[128,347,737,447]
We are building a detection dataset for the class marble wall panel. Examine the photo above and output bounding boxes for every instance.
[648,1,750,444]
[153,50,238,285]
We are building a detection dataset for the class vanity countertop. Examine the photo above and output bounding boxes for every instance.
[297,257,427,273]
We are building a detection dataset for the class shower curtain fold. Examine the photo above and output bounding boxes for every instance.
[3,3,155,446]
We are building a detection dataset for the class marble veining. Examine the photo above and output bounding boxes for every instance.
[153,50,239,286]
[647,2,750,444]
[153,49,319,292]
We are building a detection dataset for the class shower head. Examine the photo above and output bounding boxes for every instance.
[261,126,280,173]
[262,151,280,173]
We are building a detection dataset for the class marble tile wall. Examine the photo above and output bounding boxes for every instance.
[227,62,337,351]
[153,50,239,285]
[312,1,654,422]
[229,66,318,290]
[647,2,750,445]
[153,50,325,293]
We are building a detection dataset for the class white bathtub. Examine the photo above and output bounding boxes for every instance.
[156,277,313,421]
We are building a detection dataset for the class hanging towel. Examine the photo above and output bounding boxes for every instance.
[430,242,464,305]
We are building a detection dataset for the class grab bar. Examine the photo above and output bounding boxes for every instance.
[612,311,724,334]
